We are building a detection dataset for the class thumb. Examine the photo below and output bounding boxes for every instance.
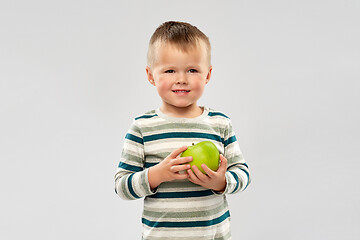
[219,154,228,171]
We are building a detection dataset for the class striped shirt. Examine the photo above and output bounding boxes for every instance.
[114,107,250,240]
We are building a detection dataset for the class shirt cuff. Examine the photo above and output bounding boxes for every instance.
[143,168,158,196]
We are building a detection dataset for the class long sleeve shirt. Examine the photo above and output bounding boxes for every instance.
[114,107,250,240]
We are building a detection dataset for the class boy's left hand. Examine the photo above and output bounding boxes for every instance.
[187,154,227,192]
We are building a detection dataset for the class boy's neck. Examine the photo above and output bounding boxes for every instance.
[160,104,204,118]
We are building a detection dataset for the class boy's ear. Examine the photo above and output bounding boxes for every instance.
[146,66,155,86]
[205,66,213,84]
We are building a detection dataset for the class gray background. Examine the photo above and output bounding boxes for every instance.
[1,0,359,239]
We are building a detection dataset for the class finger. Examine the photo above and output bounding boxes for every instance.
[168,145,188,159]
[192,165,210,182]
[201,164,216,178]
[170,164,191,173]
[172,156,193,165]
[187,169,200,184]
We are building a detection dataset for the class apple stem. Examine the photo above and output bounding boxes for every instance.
[192,143,195,146]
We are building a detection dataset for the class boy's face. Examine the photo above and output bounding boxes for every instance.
[146,42,212,115]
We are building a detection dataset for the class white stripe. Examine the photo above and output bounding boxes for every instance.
[123,142,144,155]
[142,126,220,136]
[136,116,166,127]
[144,139,224,155]
[144,195,225,209]
[144,199,227,213]
[143,218,231,238]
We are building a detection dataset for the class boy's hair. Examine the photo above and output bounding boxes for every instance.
[147,21,211,68]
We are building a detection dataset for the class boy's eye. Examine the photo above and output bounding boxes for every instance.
[188,69,198,73]
[165,70,175,73]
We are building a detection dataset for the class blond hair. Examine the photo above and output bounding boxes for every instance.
[147,21,211,68]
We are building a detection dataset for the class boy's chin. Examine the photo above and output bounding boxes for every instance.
[170,104,197,109]
[162,99,201,110]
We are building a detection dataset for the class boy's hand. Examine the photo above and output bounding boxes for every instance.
[148,146,192,189]
[187,154,228,192]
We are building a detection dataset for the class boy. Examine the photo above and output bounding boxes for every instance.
[115,21,250,240]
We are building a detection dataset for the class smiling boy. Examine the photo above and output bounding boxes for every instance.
[146,34,211,118]
[115,21,250,240]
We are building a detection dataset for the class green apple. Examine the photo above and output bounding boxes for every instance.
[181,141,220,174]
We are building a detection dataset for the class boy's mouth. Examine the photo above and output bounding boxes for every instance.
[172,90,190,93]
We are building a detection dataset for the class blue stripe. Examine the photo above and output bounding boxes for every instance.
[148,190,213,199]
[143,132,223,143]
[145,162,158,168]
[208,112,229,119]
[118,162,143,172]
[125,133,143,144]
[142,210,230,228]
[229,171,240,193]
[241,162,249,168]
[127,173,141,199]
[224,135,237,147]
[135,114,158,120]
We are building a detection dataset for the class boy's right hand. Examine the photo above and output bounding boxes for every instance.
[148,145,192,189]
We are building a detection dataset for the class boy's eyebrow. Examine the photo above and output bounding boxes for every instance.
[159,65,177,69]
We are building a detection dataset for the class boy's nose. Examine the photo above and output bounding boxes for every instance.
[176,74,188,84]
